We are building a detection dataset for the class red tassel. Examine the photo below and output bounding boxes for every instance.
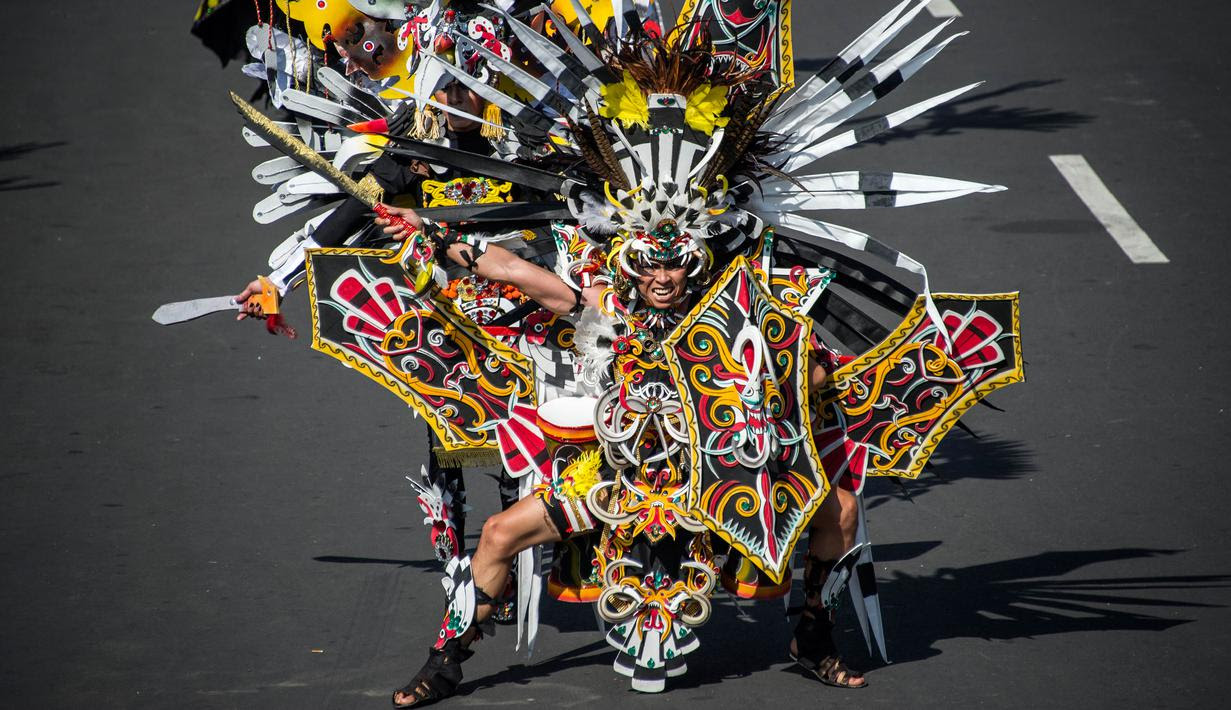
[265,314,298,339]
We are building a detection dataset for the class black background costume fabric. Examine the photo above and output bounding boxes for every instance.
[191,0,260,66]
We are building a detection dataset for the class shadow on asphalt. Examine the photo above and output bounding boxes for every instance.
[316,547,1228,689]
[792,57,835,72]
[653,546,1231,686]
[0,141,66,192]
[779,71,1094,143]
[851,547,1230,668]
[866,430,1036,509]
[863,80,1095,144]
[461,639,614,695]
[312,439,1221,685]
[313,555,440,571]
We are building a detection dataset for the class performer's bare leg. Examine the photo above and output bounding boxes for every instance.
[393,496,563,707]
[810,486,858,558]
[792,485,867,688]
[465,495,562,630]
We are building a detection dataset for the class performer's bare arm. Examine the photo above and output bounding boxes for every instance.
[375,203,598,315]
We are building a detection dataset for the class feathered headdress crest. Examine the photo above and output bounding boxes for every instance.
[374,0,1004,324]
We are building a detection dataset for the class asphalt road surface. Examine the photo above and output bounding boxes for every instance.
[3,1,1229,708]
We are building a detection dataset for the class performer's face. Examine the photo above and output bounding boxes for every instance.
[433,83,485,132]
[634,260,690,309]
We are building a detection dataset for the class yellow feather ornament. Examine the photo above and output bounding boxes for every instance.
[562,448,604,497]
[599,72,649,130]
[684,83,731,134]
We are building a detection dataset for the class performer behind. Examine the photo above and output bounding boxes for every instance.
[232,9,528,611]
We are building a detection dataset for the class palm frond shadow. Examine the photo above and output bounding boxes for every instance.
[862,80,1094,143]
[849,547,1227,668]
[865,430,1036,510]
[0,141,67,192]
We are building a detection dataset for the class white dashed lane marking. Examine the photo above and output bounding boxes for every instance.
[927,0,963,18]
[1050,154,1169,264]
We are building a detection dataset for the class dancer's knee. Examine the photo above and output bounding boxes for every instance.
[479,512,521,559]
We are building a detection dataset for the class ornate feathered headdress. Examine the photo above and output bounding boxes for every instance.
[406,3,784,297]
[375,0,1004,330]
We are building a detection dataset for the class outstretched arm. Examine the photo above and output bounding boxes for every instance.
[375,203,596,315]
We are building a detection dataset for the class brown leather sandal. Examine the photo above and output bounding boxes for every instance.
[802,654,867,689]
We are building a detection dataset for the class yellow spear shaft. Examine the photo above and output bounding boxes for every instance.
[228,91,433,291]
[229,91,387,207]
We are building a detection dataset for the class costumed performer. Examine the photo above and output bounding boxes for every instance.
[375,198,864,703]
[219,0,1022,703]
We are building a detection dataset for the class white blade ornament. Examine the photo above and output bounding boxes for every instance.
[151,296,241,325]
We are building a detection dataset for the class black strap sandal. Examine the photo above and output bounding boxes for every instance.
[789,616,868,689]
[787,555,867,689]
[391,640,468,708]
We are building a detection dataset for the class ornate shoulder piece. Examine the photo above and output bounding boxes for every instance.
[817,292,1024,482]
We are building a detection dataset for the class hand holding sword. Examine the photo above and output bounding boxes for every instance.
[234,275,297,338]
[373,202,424,240]
[152,92,434,332]
[234,275,277,321]
[151,275,296,338]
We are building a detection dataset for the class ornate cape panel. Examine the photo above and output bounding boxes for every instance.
[818,292,1024,479]
[663,256,826,583]
[304,241,537,454]
[677,0,795,89]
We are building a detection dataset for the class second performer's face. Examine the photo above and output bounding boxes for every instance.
[634,261,689,310]
[433,83,485,132]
